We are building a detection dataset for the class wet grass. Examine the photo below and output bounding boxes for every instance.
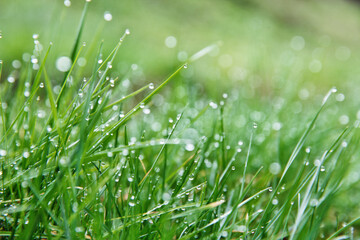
[1,1,360,239]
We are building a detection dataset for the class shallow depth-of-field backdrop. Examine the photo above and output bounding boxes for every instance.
[1,0,360,239]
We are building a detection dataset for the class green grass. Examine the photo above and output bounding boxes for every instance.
[1,1,360,239]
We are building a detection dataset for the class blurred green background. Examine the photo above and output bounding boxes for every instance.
[2,0,360,95]
[2,0,360,229]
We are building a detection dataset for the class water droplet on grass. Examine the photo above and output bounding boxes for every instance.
[7,76,15,83]
[272,198,279,205]
[104,11,112,21]
[75,227,84,233]
[209,102,218,109]
[122,149,129,156]
[336,93,345,102]
[56,56,72,72]
[310,198,319,207]
[149,83,154,89]
[23,152,30,158]
[322,87,337,105]
[269,162,281,175]
[64,0,71,7]
[339,115,349,125]
[12,60,21,69]
[0,149,7,156]
[165,36,177,48]
[185,143,195,151]
[272,122,282,131]
[314,159,321,167]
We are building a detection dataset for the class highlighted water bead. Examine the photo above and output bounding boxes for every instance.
[64,0,71,7]
[165,36,177,48]
[104,11,112,21]
[56,56,72,72]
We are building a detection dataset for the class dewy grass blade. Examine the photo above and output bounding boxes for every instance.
[139,110,184,187]
[102,84,151,112]
[0,43,52,144]
[89,63,186,153]
[56,42,85,109]
[179,188,271,240]
[327,216,360,240]
[43,69,63,141]
[289,150,327,240]
[93,29,130,94]
[68,0,90,72]
[253,87,337,239]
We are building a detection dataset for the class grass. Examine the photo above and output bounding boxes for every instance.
[1,1,360,239]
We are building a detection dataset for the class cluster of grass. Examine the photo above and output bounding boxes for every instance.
[1,1,360,239]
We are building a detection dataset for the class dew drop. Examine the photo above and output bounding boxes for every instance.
[143,108,151,115]
[165,36,177,48]
[185,143,195,152]
[75,226,84,233]
[209,102,218,109]
[12,60,21,69]
[310,198,319,207]
[104,11,112,21]
[269,162,281,175]
[0,149,7,157]
[122,149,129,156]
[272,198,279,205]
[149,83,154,89]
[56,56,72,72]
[64,0,71,7]
[7,76,15,83]
[23,152,30,158]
